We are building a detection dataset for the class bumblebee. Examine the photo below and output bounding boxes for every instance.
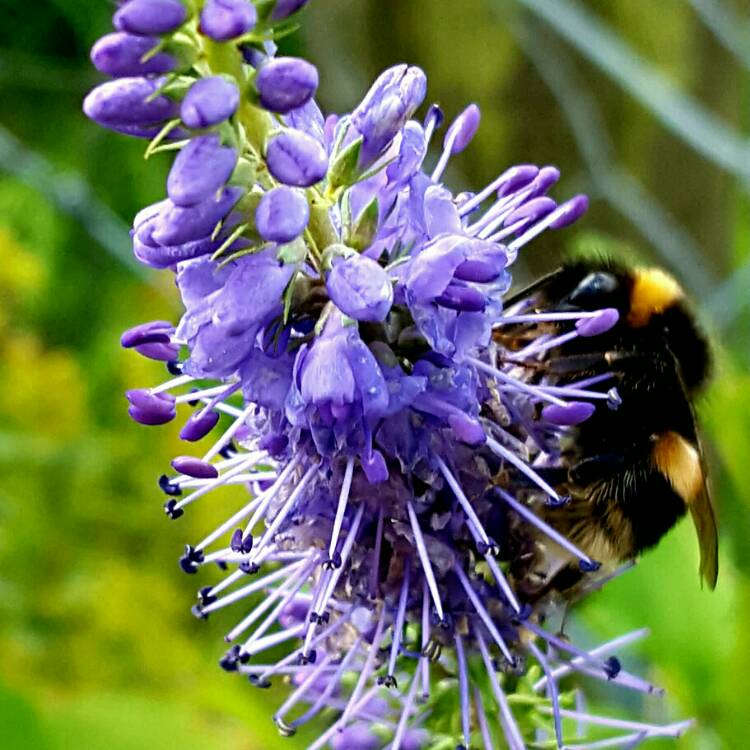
[495,259,719,595]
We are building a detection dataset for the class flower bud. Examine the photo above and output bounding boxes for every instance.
[256,57,319,114]
[114,0,187,36]
[199,0,257,41]
[180,76,240,128]
[152,186,243,246]
[351,64,427,167]
[271,0,310,20]
[83,77,179,127]
[167,134,238,207]
[90,33,175,77]
[180,409,221,441]
[266,130,328,187]
[255,186,310,243]
[326,255,393,322]
[444,103,480,155]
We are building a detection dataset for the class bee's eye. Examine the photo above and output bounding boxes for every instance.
[568,272,618,305]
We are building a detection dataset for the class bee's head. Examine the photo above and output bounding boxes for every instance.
[628,267,710,393]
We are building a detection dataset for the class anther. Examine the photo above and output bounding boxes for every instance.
[579,559,602,573]
[166,360,183,375]
[179,544,204,574]
[191,603,207,620]
[239,560,260,575]
[198,586,217,606]
[159,474,182,497]
[163,499,184,519]
[377,674,398,688]
[275,718,297,737]
[607,387,622,410]
[603,655,622,679]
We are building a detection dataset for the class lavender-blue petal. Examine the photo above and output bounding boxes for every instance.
[199,0,256,41]
[266,130,328,187]
[181,76,240,128]
[83,77,178,126]
[326,255,393,323]
[255,186,310,243]
[256,57,319,114]
[114,0,187,36]
[167,134,238,207]
[91,33,175,76]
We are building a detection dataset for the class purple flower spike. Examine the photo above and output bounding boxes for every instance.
[266,130,328,187]
[326,255,394,323]
[199,0,257,41]
[256,57,319,114]
[91,33,175,77]
[181,76,240,129]
[271,0,310,20]
[255,186,310,243]
[83,77,179,127]
[551,194,589,229]
[121,320,174,348]
[542,401,596,426]
[171,456,219,479]
[445,103,481,155]
[180,409,221,441]
[126,389,176,425]
[114,0,187,36]
[167,134,238,207]
[351,64,427,167]
[152,186,243,246]
[576,307,620,337]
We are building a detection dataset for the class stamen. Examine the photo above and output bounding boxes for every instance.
[468,356,568,407]
[306,684,383,750]
[458,164,539,216]
[474,686,494,750]
[436,456,491,547]
[453,564,513,663]
[420,582,430,699]
[149,373,193,395]
[455,634,471,748]
[385,564,411,684]
[327,457,355,566]
[539,709,694,737]
[406,501,444,621]
[241,622,305,658]
[484,554,522,613]
[202,403,255,462]
[273,652,334,732]
[476,631,525,750]
[527,640,563,749]
[390,667,422,750]
[369,503,385,598]
[507,195,588,251]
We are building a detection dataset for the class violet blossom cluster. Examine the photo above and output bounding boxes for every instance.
[85,2,693,748]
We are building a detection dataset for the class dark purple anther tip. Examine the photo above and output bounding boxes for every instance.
[603,655,622,679]
[424,103,444,131]
[551,194,589,229]
[576,307,619,337]
[255,186,310,243]
[198,586,217,606]
[126,389,176,425]
[121,320,174,348]
[504,196,556,230]
[179,544,204,574]
[180,76,240,129]
[218,440,237,459]
[159,473,182,496]
[239,560,260,575]
[179,408,220,441]
[191,603,208,619]
[542,401,596,426]
[266,130,329,187]
[219,645,243,671]
[497,164,539,197]
[114,0,187,36]
[171,456,219,479]
[163,499,184,519]
[199,0,257,41]
[435,284,486,313]
[256,57,319,114]
[579,558,602,573]
[607,387,622,411]
[445,103,480,155]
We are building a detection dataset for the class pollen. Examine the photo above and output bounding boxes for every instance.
[628,267,684,327]
[652,431,703,503]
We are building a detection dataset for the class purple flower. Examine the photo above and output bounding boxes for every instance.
[256,57,319,114]
[255,186,310,243]
[167,134,238,207]
[199,0,256,41]
[351,64,427,167]
[326,254,393,322]
[83,77,179,127]
[90,33,175,77]
[180,76,240,128]
[176,247,296,378]
[266,129,328,187]
[114,0,187,36]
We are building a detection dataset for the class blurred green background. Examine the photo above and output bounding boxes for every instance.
[1,0,749,748]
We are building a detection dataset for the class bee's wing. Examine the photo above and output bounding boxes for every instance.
[669,349,719,589]
[501,266,566,308]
